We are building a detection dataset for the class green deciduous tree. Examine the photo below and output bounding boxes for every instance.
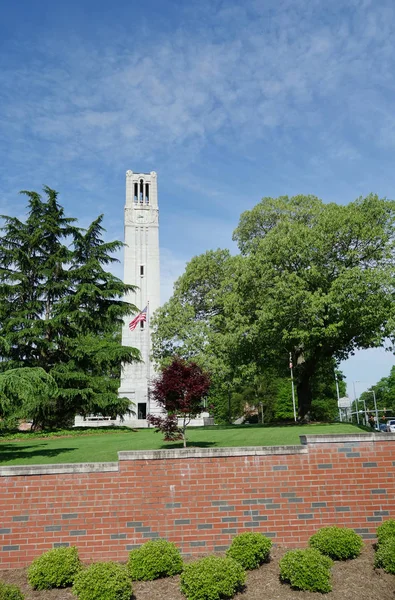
[151,249,241,421]
[232,194,395,418]
[152,249,233,367]
[153,194,395,420]
[359,365,395,419]
[0,187,140,428]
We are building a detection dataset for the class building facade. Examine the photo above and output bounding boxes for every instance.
[118,170,161,425]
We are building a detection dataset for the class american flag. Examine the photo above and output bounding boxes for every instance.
[129,306,147,331]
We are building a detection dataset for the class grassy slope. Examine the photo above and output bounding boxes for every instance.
[0,423,363,465]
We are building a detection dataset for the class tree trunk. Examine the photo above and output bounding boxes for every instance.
[296,373,313,420]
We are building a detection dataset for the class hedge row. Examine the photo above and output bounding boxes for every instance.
[2,524,394,599]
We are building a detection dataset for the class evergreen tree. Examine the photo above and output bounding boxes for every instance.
[0,367,58,430]
[0,187,139,428]
[0,188,76,369]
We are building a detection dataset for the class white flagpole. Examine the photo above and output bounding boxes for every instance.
[289,352,297,422]
[335,372,342,422]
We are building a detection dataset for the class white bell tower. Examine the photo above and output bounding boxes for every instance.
[119,170,161,425]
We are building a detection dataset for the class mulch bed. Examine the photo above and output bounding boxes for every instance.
[1,545,394,599]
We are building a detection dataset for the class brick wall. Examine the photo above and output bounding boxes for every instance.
[0,433,394,569]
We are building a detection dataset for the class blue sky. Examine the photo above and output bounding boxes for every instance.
[1,0,395,398]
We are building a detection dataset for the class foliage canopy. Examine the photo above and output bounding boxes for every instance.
[153,194,395,419]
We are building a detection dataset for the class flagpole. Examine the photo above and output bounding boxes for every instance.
[335,372,342,422]
[289,352,297,422]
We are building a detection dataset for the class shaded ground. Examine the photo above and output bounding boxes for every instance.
[1,545,394,599]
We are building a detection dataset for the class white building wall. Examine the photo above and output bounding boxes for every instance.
[118,170,161,426]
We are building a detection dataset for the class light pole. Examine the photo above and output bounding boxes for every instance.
[361,393,368,425]
[289,353,297,422]
[368,388,379,431]
[353,381,360,424]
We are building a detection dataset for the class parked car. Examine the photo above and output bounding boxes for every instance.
[386,419,395,432]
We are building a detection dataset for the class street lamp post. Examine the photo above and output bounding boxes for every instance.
[367,388,379,431]
[372,389,379,431]
[361,394,368,425]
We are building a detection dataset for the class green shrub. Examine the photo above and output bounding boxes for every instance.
[309,526,363,560]
[279,548,333,593]
[72,562,132,600]
[0,581,24,600]
[375,538,395,574]
[27,546,81,589]
[226,532,272,569]
[127,539,183,580]
[180,556,246,600]
[377,520,395,546]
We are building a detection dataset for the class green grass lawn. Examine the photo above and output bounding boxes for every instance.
[0,423,365,466]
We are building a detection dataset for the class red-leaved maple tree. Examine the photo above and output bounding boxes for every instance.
[147,357,210,448]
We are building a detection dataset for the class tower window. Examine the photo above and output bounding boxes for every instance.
[145,183,149,204]
[134,183,138,203]
[140,265,144,276]
[140,320,145,329]
[139,179,144,203]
